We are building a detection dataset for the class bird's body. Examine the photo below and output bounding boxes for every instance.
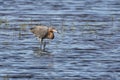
[30,26,58,50]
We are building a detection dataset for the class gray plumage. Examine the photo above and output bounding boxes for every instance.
[30,26,48,42]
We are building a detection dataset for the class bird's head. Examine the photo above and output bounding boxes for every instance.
[49,27,60,33]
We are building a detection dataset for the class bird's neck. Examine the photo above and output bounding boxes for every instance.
[47,31,54,39]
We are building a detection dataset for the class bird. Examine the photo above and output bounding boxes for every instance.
[30,25,59,50]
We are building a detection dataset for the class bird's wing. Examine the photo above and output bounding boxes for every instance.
[31,26,48,39]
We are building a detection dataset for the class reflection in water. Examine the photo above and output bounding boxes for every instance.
[33,47,52,57]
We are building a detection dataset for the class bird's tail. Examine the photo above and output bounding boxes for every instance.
[30,27,34,30]
[30,27,34,33]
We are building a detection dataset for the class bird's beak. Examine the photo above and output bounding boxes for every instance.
[53,29,60,34]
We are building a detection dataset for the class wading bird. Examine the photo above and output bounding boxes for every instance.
[30,26,59,50]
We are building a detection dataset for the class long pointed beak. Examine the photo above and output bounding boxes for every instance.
[53,29,60,34]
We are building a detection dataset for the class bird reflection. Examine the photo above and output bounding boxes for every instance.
[32,47,52,57]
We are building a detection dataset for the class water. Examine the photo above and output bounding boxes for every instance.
[0,0,120,80]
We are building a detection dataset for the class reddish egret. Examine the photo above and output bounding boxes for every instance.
[30,26,59,50]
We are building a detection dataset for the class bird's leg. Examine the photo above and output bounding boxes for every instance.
[43,41,46,51]
[38,38,43,50]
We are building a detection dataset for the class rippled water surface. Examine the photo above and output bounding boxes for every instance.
[0,0,120,80]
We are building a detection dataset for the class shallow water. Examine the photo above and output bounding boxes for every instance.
[0,0,120,80]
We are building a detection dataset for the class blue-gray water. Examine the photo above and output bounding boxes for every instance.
[0,0,120,80]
